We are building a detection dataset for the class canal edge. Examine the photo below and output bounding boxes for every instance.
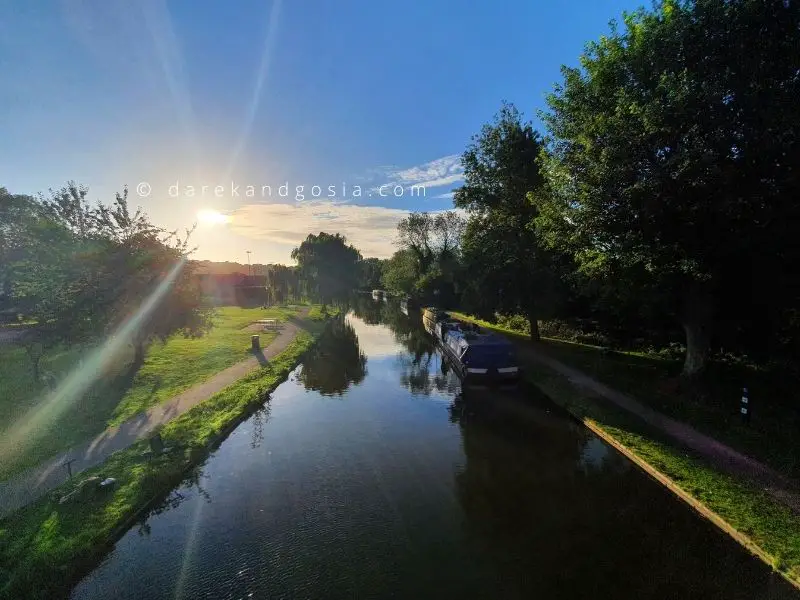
[571,411,799,592]
[18,317,334,600]
[106,321,330,544]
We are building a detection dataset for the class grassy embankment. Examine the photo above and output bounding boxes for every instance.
[0,309,331,600]
[0,305,302,479]
[451,311,800,589]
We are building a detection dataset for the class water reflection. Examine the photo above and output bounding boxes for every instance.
[447,391,793,599]
[249,406,269,449]
[70,306,798,600]
[298,315,367,396]
[349,295,460,396]
[135,467,212,538]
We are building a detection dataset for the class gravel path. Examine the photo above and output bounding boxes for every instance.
[0,308,310,518]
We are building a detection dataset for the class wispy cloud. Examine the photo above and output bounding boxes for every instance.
[372,154,463,196]
[228,201,411,258]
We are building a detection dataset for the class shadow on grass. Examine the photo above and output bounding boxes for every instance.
[0,360,152,480]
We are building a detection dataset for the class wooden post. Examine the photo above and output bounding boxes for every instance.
[251,335,260,352]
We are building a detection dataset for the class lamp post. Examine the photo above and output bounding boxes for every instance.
[246,250,252,276]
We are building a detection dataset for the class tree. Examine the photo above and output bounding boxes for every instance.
[381,249,417,297]
[266,264,297,305]
[2,183,212,378]
[359,257,386,291]
[392,211,465,304]
[455,103,566,340]
[80,186,212,369]
[291,232,362,308]
[540,0,800,377]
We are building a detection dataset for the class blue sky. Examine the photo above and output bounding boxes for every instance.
[1,0,641,263]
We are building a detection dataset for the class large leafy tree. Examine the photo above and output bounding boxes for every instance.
[540,0,800,377]
[291,232,362,307]
[2,183,212,378]
[265,264,299,304]
[90,187,213,367]
[381,249,418,297]
[455,103,565,340]
[391,211,465,304]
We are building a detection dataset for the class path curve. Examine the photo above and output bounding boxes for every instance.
[0,308,310,518]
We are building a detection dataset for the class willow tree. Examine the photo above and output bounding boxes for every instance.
[291,232,362,308]
[540,0,800,377]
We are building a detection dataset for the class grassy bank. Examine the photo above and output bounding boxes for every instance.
[0,313,329,600]
[449,311,800,588]
[449,311,800,481]
[526,367,800,588]
[0,305,302,479]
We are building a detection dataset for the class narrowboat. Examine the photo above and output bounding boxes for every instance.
[422,310,520,384]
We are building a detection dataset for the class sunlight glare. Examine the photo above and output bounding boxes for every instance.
[196,209,231,225]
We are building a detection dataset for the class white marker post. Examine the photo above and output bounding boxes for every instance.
[740,386,750,424]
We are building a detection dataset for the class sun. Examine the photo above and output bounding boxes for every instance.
[196,209,230,225]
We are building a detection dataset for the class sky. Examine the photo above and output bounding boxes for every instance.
[1,0,642,264]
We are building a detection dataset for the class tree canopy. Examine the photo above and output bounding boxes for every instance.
[291,232,362,307]
[455,103,568,340]
[0,183,211,379]
[383,211,465,305]
[539,0,800,376]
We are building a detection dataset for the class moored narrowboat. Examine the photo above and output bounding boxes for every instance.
[422,310,520,385]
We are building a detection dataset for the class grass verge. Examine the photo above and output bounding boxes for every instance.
[449,311,800,481]
[525,364,800,590]
[0,314,329,600]
[0,305,301,479]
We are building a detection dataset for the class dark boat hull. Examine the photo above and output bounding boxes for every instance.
[423,315,520,386]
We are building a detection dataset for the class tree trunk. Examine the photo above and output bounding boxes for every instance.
[31,353,42,383]
[528,311,541,342]
[132,339,146,370]
[681,286,714,379]
[682,320,710,378]
[24,342,43,382]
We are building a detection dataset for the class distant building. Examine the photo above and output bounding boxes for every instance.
[196,273,268,306]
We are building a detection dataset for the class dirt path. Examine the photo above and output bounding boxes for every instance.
[0,308,310,518]
[456,316,800,513]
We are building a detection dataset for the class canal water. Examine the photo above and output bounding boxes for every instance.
[71,299,795,599]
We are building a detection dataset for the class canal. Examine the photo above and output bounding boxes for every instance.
[71,299,795,599]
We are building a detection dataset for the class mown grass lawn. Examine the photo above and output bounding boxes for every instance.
[0,305,304,479]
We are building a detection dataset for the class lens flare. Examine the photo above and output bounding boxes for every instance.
[0,259,187,468]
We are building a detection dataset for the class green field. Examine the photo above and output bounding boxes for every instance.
[0,305,304,479]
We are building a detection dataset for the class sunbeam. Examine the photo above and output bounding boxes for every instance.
[0,259,187,466]
[224,0,283,180]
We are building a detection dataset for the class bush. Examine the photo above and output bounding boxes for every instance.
[495,313,530,335]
